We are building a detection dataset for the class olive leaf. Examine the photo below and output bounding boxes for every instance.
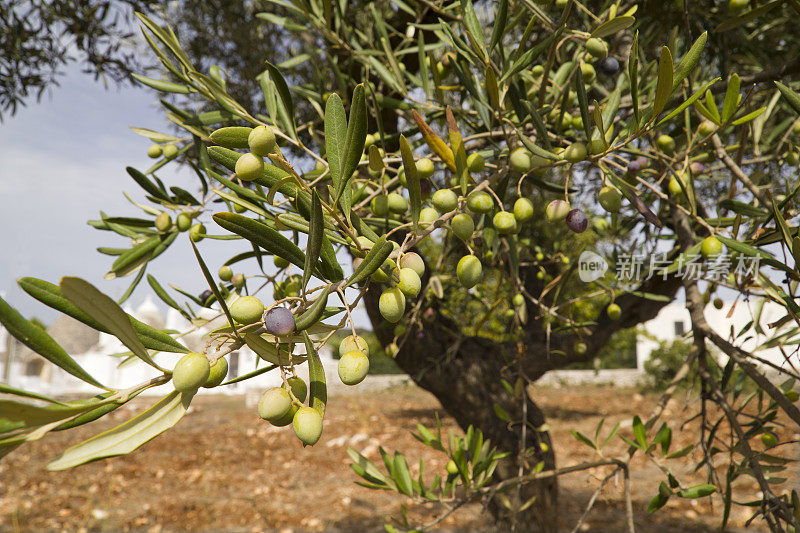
[47,390,195,470]
[60,277,161,370]
[399,135,421,232]
[0,295,105,389]
[303,191,324,289]
[17,277,189,354]
[324,92,347,189]
[652,46,674,119]
[303,331,327,415]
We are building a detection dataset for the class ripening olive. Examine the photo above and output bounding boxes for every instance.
[446,460,459,475]
[176,212,192,232]
[509,147,533,174]
[513,198,534,223]
[274,255,290,269]
[163,144,179,160]
[400,252,425,278]
[545,200,570,223]
[565,209,588,233]
[668,177,684,197]
[698,120,716,137]
[493,211,518,235]
[388,192,408,214]
[585,37,608,58]
[656,134,676,155]
[761,432,778,447]
[264,307,296,336]
[249,125,277,157]
[189,223,206,242]
[563,142,587,163]
[371,195,390,217]
[258,387,293,421]
[580,63,596,84]
[419,207,439,226]
[597,57,620,75]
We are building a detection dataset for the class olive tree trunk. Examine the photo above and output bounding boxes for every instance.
[364,288,558,532]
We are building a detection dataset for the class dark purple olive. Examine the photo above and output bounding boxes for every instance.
[419,179,432,198]
[264,307,296,336]
[199,290,214,307]
[626,160,641,175]
[690,161,706,175]
[598,57,620,75]
[566,209,588,233]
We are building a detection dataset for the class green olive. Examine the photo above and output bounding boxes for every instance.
[172,353,211,392]
[338,350,370,385]
[293,407,324,446]
[457,255,482,289]
[235,153,264,182]
[230,295,265,324]
[203,358,229,388]
[147,144,163,158]
[248,125,277,157]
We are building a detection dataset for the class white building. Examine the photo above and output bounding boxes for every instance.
[0,296,341,398]
[637,300,795,371]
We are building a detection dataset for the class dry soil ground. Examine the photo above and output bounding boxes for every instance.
[1,384,797,532]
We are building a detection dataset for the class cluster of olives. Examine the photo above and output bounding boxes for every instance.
[171,352,229,393]
[228,292,326,445]
[233,126,279,181]
[154,210,206,242]
[258,376,323,445]
[147,143,179,160]
[374,249,426,323]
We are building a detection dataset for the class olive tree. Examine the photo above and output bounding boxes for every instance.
[2,1,800,531]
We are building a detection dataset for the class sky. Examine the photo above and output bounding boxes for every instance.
[0,65,369,327]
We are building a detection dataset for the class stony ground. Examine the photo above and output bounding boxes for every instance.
[1,383,797,532]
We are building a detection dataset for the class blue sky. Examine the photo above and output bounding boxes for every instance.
[0,66,369,327]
